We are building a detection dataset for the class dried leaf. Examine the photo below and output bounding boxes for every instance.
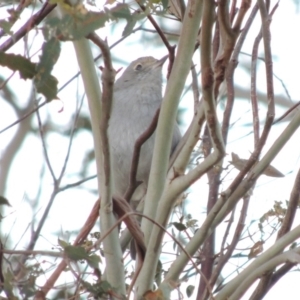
[263,165,284,177]
[229,153,249,171]
[259,201,286,228]
[248,241,264,259]
[143,289,165,300]
[230,153,284,178]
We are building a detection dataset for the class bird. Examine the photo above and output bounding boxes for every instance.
[108,56,181,200]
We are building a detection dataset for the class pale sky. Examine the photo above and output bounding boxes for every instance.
[1,1,300,299]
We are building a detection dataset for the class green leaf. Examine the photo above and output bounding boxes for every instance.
[3,269,18,300]
[109,3,131,20]
[81,281,96,293]
[99,281,112,293]
[82,280,112,296]
[0,52,36,79]
[35,74,58,102]
[34,38,60,101]
[59,239,101,269]
[149,0,168,9]
[49,0,64,4]
[0,20,13,35]
[64,245,89,261]
[45,11,108,41]
[86,254,101,268]
[186,285,195,297]
[58,238,69,248]
[19,275,36,298]
[161,0,168,10]
[149,0,160,4]
[172,222,187,231]
[45,4,134,40]
[36,38,60,79]
[0,42,59,101]
[122,10,145,37]
[122,18,136,36]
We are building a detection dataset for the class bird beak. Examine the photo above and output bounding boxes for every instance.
[157,55,169,67]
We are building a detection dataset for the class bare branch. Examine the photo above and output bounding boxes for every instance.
[36,103,57,183]
[136,1,176,73]
[0,3,56,52]
[88,33,115,188]
[251,27,262,147]
[124,109,160,202]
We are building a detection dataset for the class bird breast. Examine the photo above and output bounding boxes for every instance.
[108,83,162,195]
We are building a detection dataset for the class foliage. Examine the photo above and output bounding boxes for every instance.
[0,0,300,300]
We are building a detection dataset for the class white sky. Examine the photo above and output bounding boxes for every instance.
[1,1,300,299]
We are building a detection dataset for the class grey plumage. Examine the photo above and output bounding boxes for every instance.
[108,56,181,197]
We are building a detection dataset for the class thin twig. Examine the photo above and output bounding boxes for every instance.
[251,28,262,147]
[0,0,28,38]
[250,165,300,300]
[37,200,101,297]
[15,191,57,280]
[229,0,238,24]
[273,100,300,124]
[238,0,279,174]
[124,109,160,202]
[268,263,297,292]
[215,0,251,98]
[209,196,249,295]
[222,58,237,143]
[0,2,56,52]
[201,1,224,153]
[197,1,224,297]
[0,240,4,285]
[36,104,57,183]
[240,51,293,102]
[2,249,64,257]
[39,197,200,297]
[222,3,258,145]
[136,2,174,54]
[232,0,252,33]
[58,175,97,192]
[58,95,85,182]
[0,101,47,135]
[87,33,115,187]
[258,0,276,121]
[221,2,278,196]
[137,27,179,37]
[218,0,234,38]
[136,2,176,77]
[1,26,148,136]
[191,65,200,113]
[14,98,85,279]
[58,25,145,93]
[212,20,220,61]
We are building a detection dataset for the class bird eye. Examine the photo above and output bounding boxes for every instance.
[135,63,143,71]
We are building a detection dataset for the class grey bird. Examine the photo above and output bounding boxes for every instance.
[109,56,181,199]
